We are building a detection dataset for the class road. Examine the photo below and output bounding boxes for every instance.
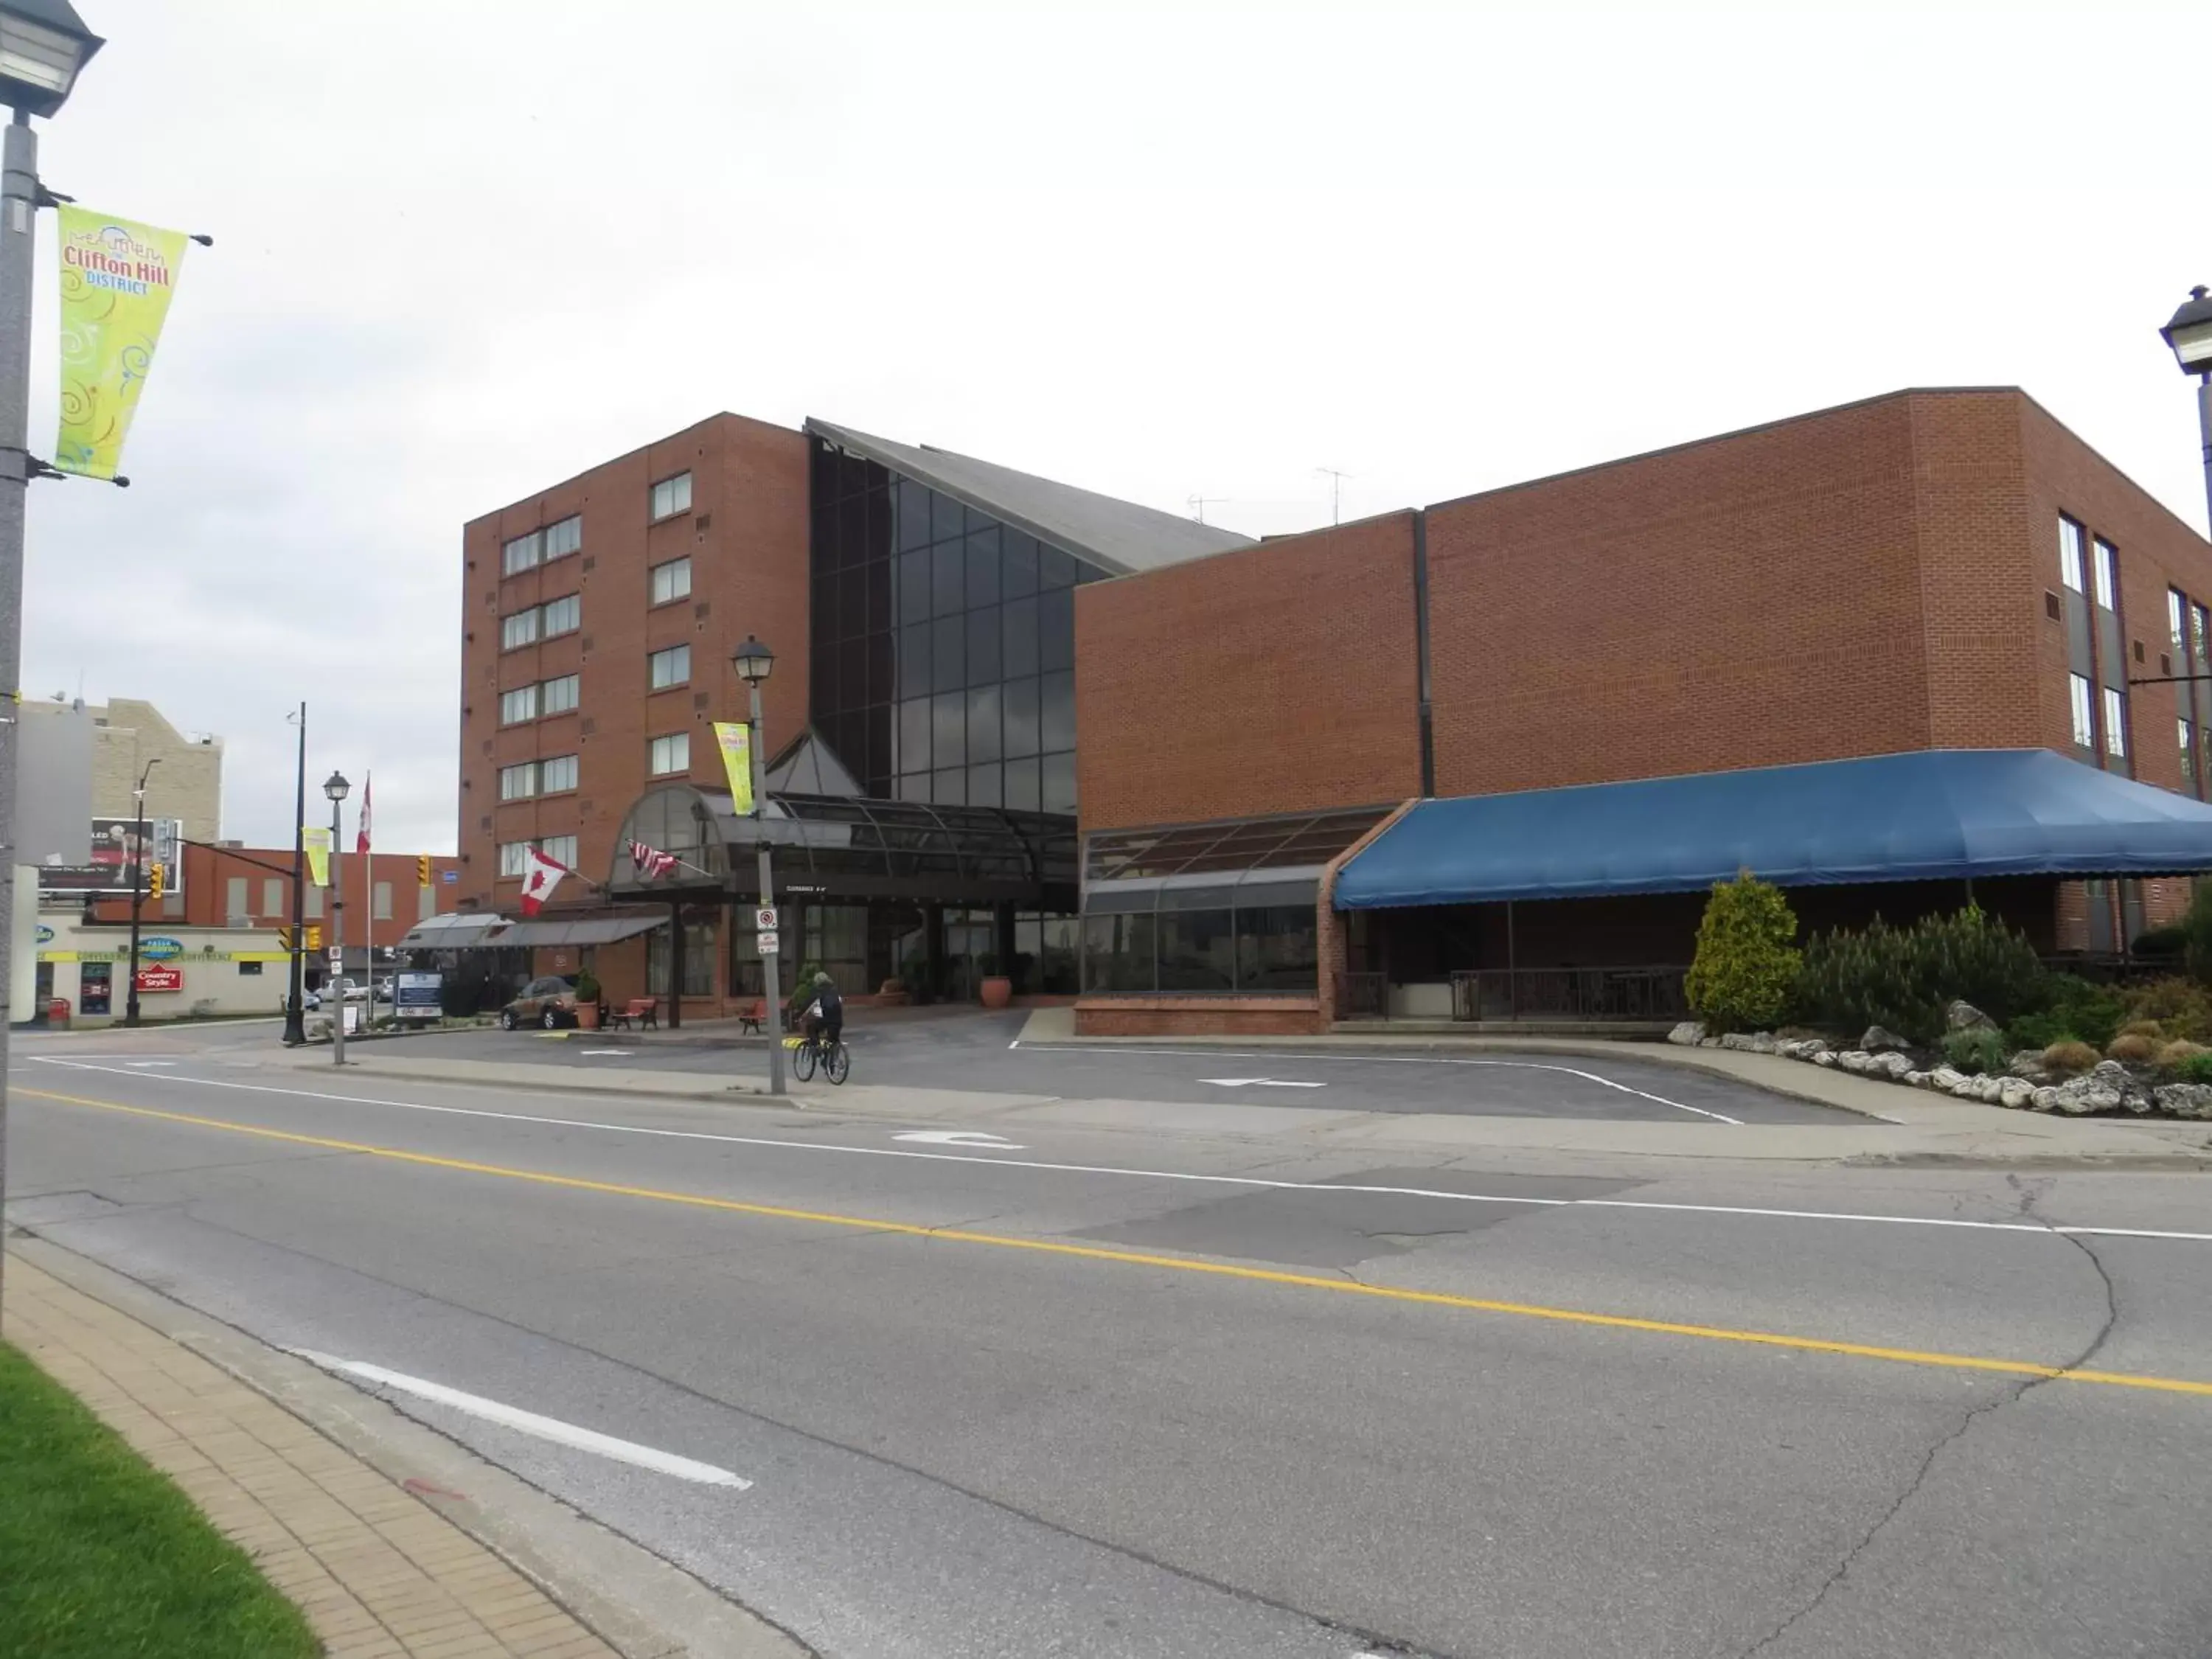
[9,1023,2212,1658]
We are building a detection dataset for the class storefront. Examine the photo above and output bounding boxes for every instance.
[35,918,290,1023]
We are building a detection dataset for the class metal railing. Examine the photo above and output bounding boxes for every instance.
[1450,966,1690,1023]
[1335,971,1388,1019]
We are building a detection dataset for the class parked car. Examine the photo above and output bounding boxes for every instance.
[304,978,371,1010]
[499,975,579,1030]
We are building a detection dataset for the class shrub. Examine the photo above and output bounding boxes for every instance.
[2133,924,2185,959]
[2181,879,2212,984]
[2003,974,2128,1053]
[2123,978,2212,1044]
[2176,1051,2212,1085]
[1941,1027,2008,1074]
[2117,1018,2166,1040]
[2107,1032,2160,1065]
[1795,905,2051,1045]
[1684,873,1800,1035]
[2157,1039,2211,1071]
[2042,1040,2099,1075]
[574,968,601,1005]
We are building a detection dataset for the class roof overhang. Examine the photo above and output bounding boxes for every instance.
[1335,749,2212,909]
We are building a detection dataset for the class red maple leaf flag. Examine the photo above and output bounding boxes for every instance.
[519,844,568,917]
[355,773,372,855]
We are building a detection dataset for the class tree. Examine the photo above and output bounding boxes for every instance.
[1685,872,1800,1034]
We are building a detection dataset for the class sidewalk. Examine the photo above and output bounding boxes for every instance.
[2,1244,804,1659]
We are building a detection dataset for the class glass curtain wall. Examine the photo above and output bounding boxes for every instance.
[810,440,1099,815]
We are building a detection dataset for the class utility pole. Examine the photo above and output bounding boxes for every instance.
[122,757,159,1026]
[282,703,306,1044]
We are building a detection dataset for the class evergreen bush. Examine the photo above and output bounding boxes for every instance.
[1683,873,1800,1035]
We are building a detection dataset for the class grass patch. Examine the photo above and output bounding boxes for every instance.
[0,1340,320,1659]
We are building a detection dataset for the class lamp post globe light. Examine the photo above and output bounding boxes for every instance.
[0,0,102,1315]
[731,636,784,1096]
[2159,285,2212,532]
[324,771,349,1065]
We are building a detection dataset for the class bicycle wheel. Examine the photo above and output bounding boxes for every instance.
[825,1041,850,1085]
[792,1040,816,1082]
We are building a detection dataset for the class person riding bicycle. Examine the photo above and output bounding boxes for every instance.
[799,970,843,1053]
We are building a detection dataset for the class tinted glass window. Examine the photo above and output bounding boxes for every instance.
[933,541,965,617]
[1041,671,1076,752]
[1040,544,1077,590]
[897,479,932,550]
[1004,530,1039,597]
[1158,909,1234,990]
[965,526,1001,606]
[898,697,931,774]
[967,605,1001,685]
[933,767,967,806]
[1003,596,1039,678]
[967,683,1003,762]
[1042,751,1077,815]
[1083,912,1155,992]
[1004,675,1040,757]
[967,763,1002,807]
[1038,587,1074,672]
[1004,756,1040,813]
[899,550,931,626]
[1237,905,1318,991]
[932,613,965,694]
[931,490,966,543]
[900,622,933,700]
[933,691,967,768]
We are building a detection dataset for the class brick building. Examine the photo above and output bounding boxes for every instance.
[1074,389,2212,1033]
[461,389,2212,1034]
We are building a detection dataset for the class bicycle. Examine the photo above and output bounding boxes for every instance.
[792,1027,850,1085]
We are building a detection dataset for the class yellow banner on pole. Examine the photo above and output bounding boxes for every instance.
[712,723,754,815]
[55,206,192,481]
[303,826,330,888]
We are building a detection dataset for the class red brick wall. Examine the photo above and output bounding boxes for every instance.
[1074,512,1425,832]
[458,414,811,989]
[1425,394,1933,796]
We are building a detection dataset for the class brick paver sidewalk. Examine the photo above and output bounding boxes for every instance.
[3,1255,619,1659]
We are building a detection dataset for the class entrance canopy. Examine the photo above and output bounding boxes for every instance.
[1335,749,2212,909]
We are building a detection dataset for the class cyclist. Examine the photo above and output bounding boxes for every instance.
[799,970,843,1056]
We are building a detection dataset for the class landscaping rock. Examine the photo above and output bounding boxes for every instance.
[1977,1076,2008,1104]
[1947,1000,1997,1032]
[2031,1087,2061,1113]
[1929,1066,1968,1092]
[1811,1050,1838,1068]
[2007,1051,2050,1082]
[1860,1025,1913,1054]
[1717,1032,1777,1054]
[2154,1083,2212,1120]
[1837,1050,1873,1074]
[1904,1070,1931,1088]
[2051,1064,2126,1116]
[1997,1078,2037,1110]
[1873,1053,1914,1080]
[1668,1021,1705,1046]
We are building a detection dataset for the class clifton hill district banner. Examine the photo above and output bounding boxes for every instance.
[55,206,191,481]
[712,723,754,815]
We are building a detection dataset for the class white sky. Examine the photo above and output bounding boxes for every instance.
[20,0,2210,852]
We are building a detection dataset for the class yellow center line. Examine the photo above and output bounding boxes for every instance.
[20,1084,2212,1400]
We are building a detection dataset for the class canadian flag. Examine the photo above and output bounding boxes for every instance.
[519,845,568,916]
[355,773,372,855]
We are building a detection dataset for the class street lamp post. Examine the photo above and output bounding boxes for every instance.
[282,703,307,1044]
[732,636,784,1096]
[324,770,349,1065]
[0,0,104,1312]
[2159,285,2212,532]
[122,756,158,1026]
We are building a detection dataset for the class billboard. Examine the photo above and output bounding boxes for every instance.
[36,817,184,898]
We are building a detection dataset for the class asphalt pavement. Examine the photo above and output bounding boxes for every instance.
[9,1026,2212,1658]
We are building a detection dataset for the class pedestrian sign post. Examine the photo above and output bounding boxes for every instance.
[758,929,780,956]
[755,907,777,931]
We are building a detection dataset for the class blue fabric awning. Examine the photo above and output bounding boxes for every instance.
[1334,749,2212,910]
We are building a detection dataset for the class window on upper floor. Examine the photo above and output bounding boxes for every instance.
[2069,673,2094,748]
[502,529,543,576]
[649,731,690,776]
[541,674,580,714]
[542,594,581,637]
[541,754,578,793]
[499,684,539,726]
[2103,685,2128,757]
[540,834,577,868]
[500,606,540,650]
[2093,538,2119,612]
[650,472,692,522]
[2171,589,2188,656]
[649,644,690,690]
[498,841,531,877]
[650,557,692,606]
[543,515,582,560]
[498,761,538,800]
[2059,518,2086,594]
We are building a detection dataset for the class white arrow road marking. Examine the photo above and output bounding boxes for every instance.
[578,1048,633,1056]
[125,1060,177,1068]
[1198,1077,1329,1089]
[893,1130,1028,1149]
[289,1351,751,1488]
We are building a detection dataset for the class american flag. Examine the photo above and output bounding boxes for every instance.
[627,838,680,880]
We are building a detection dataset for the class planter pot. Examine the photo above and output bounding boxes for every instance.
[577,1001,601,1030]
[978,976,1013,1011]
[876,990,910,1007]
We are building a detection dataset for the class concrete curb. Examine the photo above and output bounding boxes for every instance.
[10,1235,815,1659]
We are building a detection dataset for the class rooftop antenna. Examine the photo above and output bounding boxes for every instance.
[1186,493,1227,526]
[1315,467,1353,526]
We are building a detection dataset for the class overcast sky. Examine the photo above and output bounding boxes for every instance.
[20,0,2208,852]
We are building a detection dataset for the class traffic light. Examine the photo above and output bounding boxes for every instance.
[306,925,322,951]
[275,926,293,953]
[416,855,431,888]
[147,862,164,900]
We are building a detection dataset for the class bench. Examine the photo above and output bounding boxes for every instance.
[737,999,765,1035]
[607,997,660,1031]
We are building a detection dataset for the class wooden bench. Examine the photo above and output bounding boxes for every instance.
[607,997,660,1031]
[737,999,765,1035]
